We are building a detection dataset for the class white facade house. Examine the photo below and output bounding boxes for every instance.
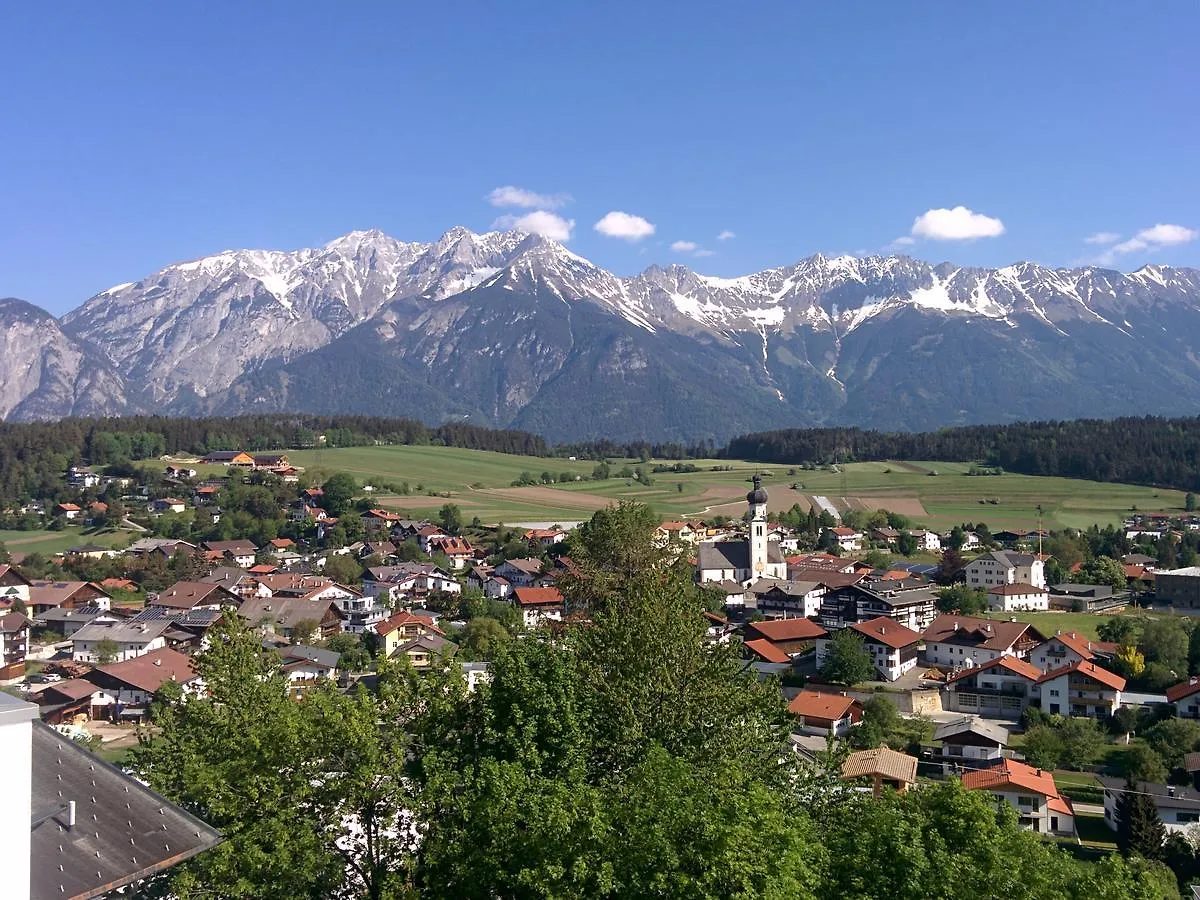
[934,717,1009,764]
[816,617,921,682]
[963,760,1074,836]
[1038,661,1125,718]
[1100,778,1200,835]
[987,583,1050,611]
[71,621,170,663]
[965,551,1047,590]
[907,530,942,552]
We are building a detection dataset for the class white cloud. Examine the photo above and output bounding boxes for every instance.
[491,210,574,242]
[487,185,571,210]
[1091,222,1197,265]
[670,240,698,252]
[1084,231,1121,245]
[594,211,656,241]
[890,235,916,247]
[717,230,736,241]
[910,206,1005,241]
[693,249,716,258]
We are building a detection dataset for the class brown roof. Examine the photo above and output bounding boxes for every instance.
[254,574,336,595]
[0,612,30,633]
[849,616,922,649]
[1038,659,1125,691]
[945,654,1044,684]
[787,690,860,721]
[987,582,1048,596]
[374,610,444,637]
[87,648,197,693]
[152,581,236,609]
[1166,677,1200,703]
[39,678,99,703]
[841,747,918,784]
[788,568,864,589]
[202,539,258,554]
[237,594,340,631]
[745,618,827,643]
[514,587,564,607]
[923,614,1042,652]
[962,759,1064,801]
[28,581,109,609]
[0,564,32,586]
[744,638,791,664]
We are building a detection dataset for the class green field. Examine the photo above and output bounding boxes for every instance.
[0,526,133,557]
[257,447,1187,529]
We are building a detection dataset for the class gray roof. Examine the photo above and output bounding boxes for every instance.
[31,721,221,898]
[37,606,116,625]
[749,578,821,596]
[395,633,458,656]
[697,540,784,572]
[1096,776,1200,809]
[71,619,171,645]
[974,550,1038,568]
[933,716,1010,745]
[281,644,341,669]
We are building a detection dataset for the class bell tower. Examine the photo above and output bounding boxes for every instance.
[747,475,769,577]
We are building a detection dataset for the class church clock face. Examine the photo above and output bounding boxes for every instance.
[754,560,765,574]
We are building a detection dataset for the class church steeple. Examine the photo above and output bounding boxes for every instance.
[747,475,769,576]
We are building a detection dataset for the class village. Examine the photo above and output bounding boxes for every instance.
[6,452,1200,862]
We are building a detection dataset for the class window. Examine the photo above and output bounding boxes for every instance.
[1178,812,1200,824]
[1050,689,1059,697]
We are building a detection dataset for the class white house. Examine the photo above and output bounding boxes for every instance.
[512,587,565,629]
[987,583,1050,611]
[1037,660,1125,718]
[84,648,202,721]
[787,690,863,737]
[933,717,1009,765]
[963,759,1074,836]
[816,617,921,682]
[1167,677,1200,719]
[921,615,1043,669]
[907,530,942,552]
[1100,777,1200,835]
[1029,631,1113,673]
[71,620,170,663]
[826,527,864,553]
[965,551,1047,590]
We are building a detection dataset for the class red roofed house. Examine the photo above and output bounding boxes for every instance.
[425,534,475,570]
[922,614,1045,669]
[1029,630,1117,672]
[373,611,444,658]
[1166,677,1200,719]
[962,759,1074,836]
[513,587,565,629]
[744,618,828,657]
[524,528,568,547]
[943,655,1044,717]
[84,647,201,721]
[53,502,82,521]
[788,690,864,736]
[743,638,791,669]
[1036,660,1126,718]
[826,527,863,552]
[816,616,921,682]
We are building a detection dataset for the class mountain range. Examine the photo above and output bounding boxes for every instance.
[4,227,1200,442]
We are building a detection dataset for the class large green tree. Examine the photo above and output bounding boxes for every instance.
[820,628,875,685]
[1116,777,1168,860]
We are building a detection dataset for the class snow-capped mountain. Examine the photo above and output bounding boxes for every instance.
[7,227,1200,440]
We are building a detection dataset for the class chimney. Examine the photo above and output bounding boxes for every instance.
[1169,786,1176,798]
[153,659,162,667]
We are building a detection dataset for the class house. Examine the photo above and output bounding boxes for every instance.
[1037,660,1125,717]
[817,617,922,682]
[1048,583,1116,613]
[461,660,491,692]
[193,484,221,505]
[279,645,339,695]
[52,502,82,521]
[373,610,445,658]
[201,567,267,600]
[152,581,241,611]
[252,453,290,470]
[425,535,474,570]
[962,759,1074,836]
[987,583,1050,612]
[922,614,1044,669]
[787,552,859,575]
[1166,677,1200,719]
[164,465,197,479]
[0,612,31,678]
[35,677,101,724]
[494,557,545,588]
[1029,630,1117,672]
[67,465,101,488]
[27,581,111,616]
[483,574,512,600]
[268,537,296,553]
[394,633,458,670]
[942,655,1043,717]
[749,579,825,618]
[817,581,939,633]
[955,530,983,551]
[513,586,566,629]
[363,564,460,603]
[361,509,403,535]
[1154,566,1200,610]
[702,611,737,644]
[934,717,1009,766]
[71,620,171,663]
[84,647,201,720]
[65,543,119,560]
[743,638,792,671]
[148,497,187,515]
[787,690,863,736]
[201,539,258,568]
[35,605,119,638]
[965,551,1047,590]
[655,522,697,546]
[200,450,255,466]
[1099,777,1200,835]
[871,527,901,547]
[744,618,827,657]
[524,527,568,547]
[127,605,224,655]
[697,477,788,583]
[332,590,388,635]
[906,529,942,552]
[124,537,197,559]
[0,564,32,604]
[826,526,864,553]
[841,747,918,796]
[237,594,344,639]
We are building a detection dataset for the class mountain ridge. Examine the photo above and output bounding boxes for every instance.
[6,228,1200,441]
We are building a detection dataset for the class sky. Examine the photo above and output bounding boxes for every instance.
[1,2,1197,315]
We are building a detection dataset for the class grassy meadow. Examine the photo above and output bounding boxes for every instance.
[0,526,133,557]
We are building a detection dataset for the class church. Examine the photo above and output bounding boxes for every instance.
[696,476,787,583]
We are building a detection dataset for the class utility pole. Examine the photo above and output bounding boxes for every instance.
[1036,504,1044,557]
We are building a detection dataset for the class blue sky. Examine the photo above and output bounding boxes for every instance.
[2,2,1197,314]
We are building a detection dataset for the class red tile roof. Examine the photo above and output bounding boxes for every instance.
[1038,659,1125,691]
[374,610,444,637]
[849,616,922,649]
[88,648,197,694]
[946,654,1044,684]
[1044,630,1103,661]
[744,638,790,664]
[787,690,860,721]
[513,587,564,607]
[923,615,1041,652]
[1167,677,1200,703]
[962,758,1064,802]
[746,618,827,643]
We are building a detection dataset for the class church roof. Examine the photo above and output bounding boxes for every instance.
[697,540,784,572]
